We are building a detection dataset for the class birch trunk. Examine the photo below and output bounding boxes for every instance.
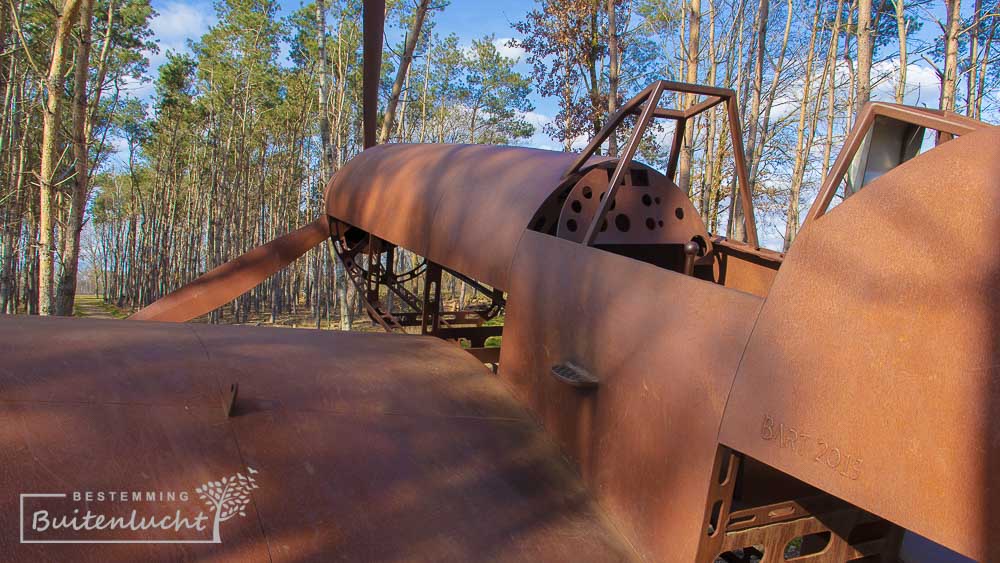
[856,0,873,114]
[607,0,619,156]
[938,0,961,143]
[678,0,701,196]
[783,0,822,250]
[893,0,908,103]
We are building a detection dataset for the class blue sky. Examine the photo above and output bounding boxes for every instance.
[146,0,541,62]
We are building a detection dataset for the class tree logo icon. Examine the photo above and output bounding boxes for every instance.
[194,467,260,543]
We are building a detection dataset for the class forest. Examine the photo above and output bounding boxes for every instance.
[0,0,996,329]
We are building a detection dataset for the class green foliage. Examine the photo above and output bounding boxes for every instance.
[100,0,158,80]
[463,35,535,144]
[155,51,197,117]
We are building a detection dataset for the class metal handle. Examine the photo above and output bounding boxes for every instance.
[550,362,599,390]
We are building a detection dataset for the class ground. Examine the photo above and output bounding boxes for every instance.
[73,295,129,319]
[70,294,499,342]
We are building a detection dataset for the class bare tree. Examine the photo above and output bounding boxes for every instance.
[971,0,998,119]
[966,0,982,116]
[821,0,846,185]
[938,0,962,143]
[607,0,619,156]
[856,0,873,114]
[379,0,433,144]
[893,0,908,103]
[940,0,962,113]
[678,0,701,195]
[317,0,333,177]
[731,0,770,243]
[783,0,824,250]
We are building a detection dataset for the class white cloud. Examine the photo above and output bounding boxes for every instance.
[152,2,214,42]
[493,38,525,61]
[518,111,554,150]
[521,111,551,127]
[759,56,944,132]
[871,58,941,107]
[146,2,216,71]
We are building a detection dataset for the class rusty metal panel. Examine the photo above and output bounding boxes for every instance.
[0,401,268,561]
[718,125,1000,561]
[553,164,712,249]
[324,144,606,289]
[711,239,782,298]
[0,315,222,406]
[498,231,763,561]
[0,315,635,560]
[233,410,635,562]
[189,323,526,419]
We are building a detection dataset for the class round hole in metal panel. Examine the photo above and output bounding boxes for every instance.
[609,199,617,211]
[642,194,653,206]
[615,214,631,232]
[675,207,684,220]
[582,186,593,199]
[566,219,578,232]
[599,192,606,201]
[658,220,664,227]
[645,218,656,230]
[655,196,662,205]
[571,200,582,213]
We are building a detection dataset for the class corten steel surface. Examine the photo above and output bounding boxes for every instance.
[499,230,763,561]
[130,217,331,323]
[718,125,1000,560]
[695,449,903,560]
[580,81,668,245]
[552,163,712,249]
[714,508,901,561]
[0,403,270,561]
[710,238,783,298]
[0,315,637,561]
[324,143,609,290]
[0,315,220,405]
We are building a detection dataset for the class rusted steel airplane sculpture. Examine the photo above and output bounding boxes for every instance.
[2,0,999,560]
